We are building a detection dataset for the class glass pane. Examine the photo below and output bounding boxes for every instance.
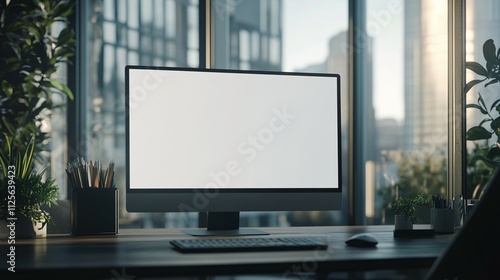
[465,1,500,201]
[84,0,199,228]
[44,22,70,200]
[366,0,448,224]
[213,0,349,225]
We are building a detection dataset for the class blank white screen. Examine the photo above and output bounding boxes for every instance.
[128,69,339,189]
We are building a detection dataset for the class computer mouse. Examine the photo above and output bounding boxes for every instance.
[345,233,378,248]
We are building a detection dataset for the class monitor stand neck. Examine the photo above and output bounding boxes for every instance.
[183,212,269,236]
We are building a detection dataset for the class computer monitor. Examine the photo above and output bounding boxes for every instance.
[125,66,341,235]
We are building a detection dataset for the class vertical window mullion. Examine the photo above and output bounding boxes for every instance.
[447,0,465,213]
[349,0,367,225]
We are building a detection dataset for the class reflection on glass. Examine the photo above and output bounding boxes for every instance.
[465,0,500,200]
[213,0,349,225]
[85,0,199,228]
[368,0,448,224]
[35,20,70,200]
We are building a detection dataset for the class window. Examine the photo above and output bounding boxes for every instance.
[82,0,199,228]
[464,0,500,200]
[71,0,472,228]
[358,0,449,225]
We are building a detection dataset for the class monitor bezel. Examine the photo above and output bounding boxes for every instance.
[125,65,342,213]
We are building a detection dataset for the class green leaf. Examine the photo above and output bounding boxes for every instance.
[56,28,74,46]
[6,40,22,60]
[483,39,497,65]
[2,119,17,136]
[20,136,35,178]
[55,1,75,18]
[26,25,42,42]
[49,79,74,100]
[491,117,500,132]
[487,147,500,160]
[466,61,488,77]
[485,79,499,87]
[469,147,490,164]
[466,126,493,140]
[479,118,493,127]
[472,155,500,168]
[464,79,486,94]
[54,47,74,60]
[0,137,12,177]
[478,93,488,112]
[466,103,488,115]
[492,99,500,114]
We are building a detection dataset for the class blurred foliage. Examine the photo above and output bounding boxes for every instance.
[466,144,496,199]
[0,0,75,226]
[379,150,446,223]
[0,0,75,159]
[465,39,500,168]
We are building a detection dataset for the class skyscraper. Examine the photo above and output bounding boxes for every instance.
[403,0,448,151]
[214,0,283,71]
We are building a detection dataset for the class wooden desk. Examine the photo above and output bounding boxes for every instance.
[1,225,453,279]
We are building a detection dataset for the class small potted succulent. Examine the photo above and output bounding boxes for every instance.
[391,193,431,230]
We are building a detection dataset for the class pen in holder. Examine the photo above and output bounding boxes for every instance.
[431,208,454,233]
[66,158,119,235]
[430,194,454,233]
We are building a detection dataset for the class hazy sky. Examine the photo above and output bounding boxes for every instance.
[282,0,404,122]
[282,0,348,72]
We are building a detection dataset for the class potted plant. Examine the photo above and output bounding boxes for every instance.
[391,193,431,230]
[0,0,75,236]
[0,0,75,155]
[0,137,59,238]
[465,38,500,197]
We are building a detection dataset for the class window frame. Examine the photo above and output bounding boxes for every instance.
[67,0,466,225]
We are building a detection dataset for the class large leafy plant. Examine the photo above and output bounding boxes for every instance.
[0,0,75,158]
[465,39,500,167]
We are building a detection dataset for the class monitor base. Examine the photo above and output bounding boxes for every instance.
[183,228,269,236]
[183,212,269,236]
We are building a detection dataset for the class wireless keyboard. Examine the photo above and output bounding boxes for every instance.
[170,236,328,253]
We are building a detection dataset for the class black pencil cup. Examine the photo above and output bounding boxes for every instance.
[71,188,119,235]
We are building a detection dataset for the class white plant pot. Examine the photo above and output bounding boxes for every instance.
[33,221,47,238]
[7,217,47,239]
[394,215,413,230]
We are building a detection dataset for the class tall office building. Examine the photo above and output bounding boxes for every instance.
[402,0,500,158]
[296,30,375,156]
[214,0,283,70]
[46,0,198,201]
[328,31,377,223]
[403,0,448,151]
[211,0,285,227]
[83,0,199,227]
[87,0,198,162]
